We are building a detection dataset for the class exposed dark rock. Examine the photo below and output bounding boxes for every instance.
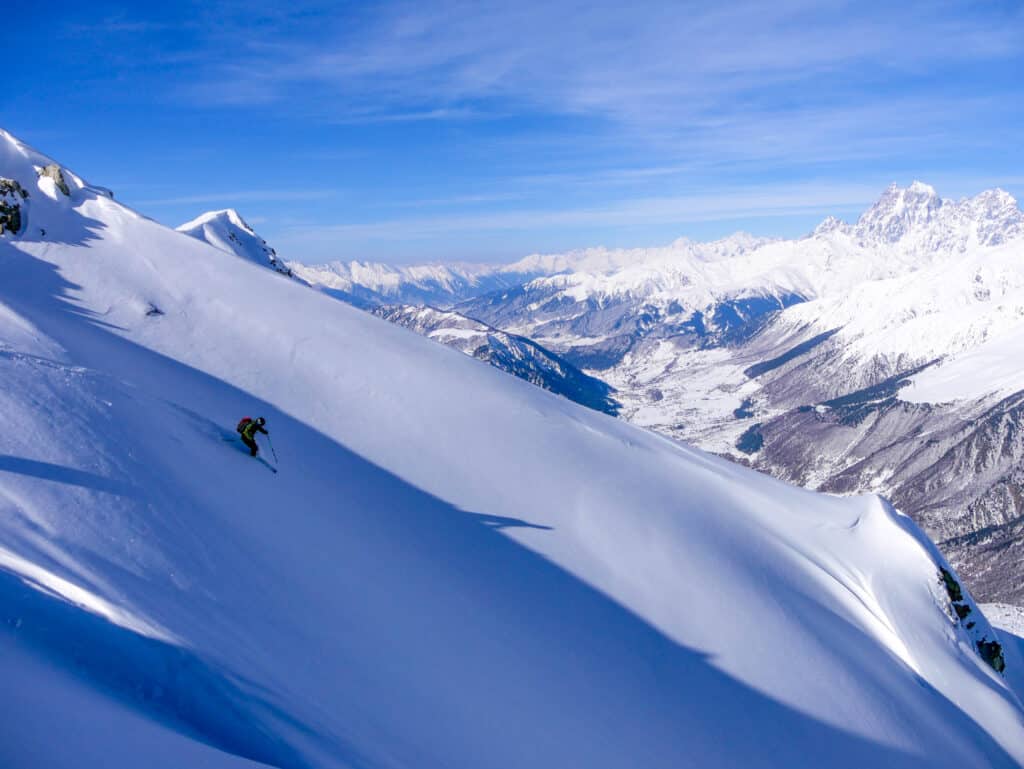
[940,567,964,602]
[736,424,764,454]
[38,164,70,196]
[0,178,28,198]
[733,399,755,419]
[938,568,1005,673]
[0,177,28,235]
[977,638,1006,673]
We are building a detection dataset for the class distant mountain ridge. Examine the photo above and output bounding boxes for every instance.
[289,259,538,308]
[292,182,1024,313]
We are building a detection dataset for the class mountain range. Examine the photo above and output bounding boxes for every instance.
[3,128,1024,765]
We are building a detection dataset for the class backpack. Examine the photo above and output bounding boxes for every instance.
[236,417,253,434]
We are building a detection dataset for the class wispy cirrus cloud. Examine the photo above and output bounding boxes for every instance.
[187,1,1023,126]
[166,0,1024,191]
[279,180,886,242]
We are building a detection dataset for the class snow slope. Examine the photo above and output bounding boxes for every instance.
[371,303,620,414]
[902,322,1024,404]
[1,128,1023,768]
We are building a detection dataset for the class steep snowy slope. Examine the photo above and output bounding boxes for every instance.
[1,128,1024,768]
[903,322,1024,405]
[178,208,293,276]
[372,304,619,414]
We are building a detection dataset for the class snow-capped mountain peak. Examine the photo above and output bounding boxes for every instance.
[958,188,1024,246]
[811,215,846,237]
[177,208,292,276]
[179,208,254,235]
[855,181,945,244]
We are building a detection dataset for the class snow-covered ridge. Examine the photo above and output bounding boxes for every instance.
[512,183,1024,306]
[177,208,292,276]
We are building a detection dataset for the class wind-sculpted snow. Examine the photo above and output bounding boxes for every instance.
[1,128,1024,767]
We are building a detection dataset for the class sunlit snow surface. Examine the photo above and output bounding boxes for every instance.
[1,129,1023,768]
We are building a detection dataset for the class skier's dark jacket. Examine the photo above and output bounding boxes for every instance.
[240,420,268,441]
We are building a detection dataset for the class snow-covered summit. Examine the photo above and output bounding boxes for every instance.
[854,181,944,244]
[851,181,1024,251]
[177,208,292,276]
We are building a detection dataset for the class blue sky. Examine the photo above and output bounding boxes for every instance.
[6,1,1024,264]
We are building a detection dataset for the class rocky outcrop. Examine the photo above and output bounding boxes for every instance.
[38,164,70,196]
[939,567,1005,673]
[0,177,28,235]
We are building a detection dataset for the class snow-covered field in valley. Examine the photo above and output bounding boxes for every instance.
[2,128,1024,768]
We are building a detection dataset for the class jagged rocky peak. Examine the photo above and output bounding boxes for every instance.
[850,181,1024,248]
[811,215,847,237]
[958,188,1024,246]
[855,181,945,243]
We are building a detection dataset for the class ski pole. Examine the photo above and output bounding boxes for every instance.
[266,434,279,465]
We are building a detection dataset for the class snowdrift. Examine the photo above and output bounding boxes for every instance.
[0,128,1022,768]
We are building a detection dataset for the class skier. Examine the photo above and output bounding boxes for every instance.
[236,416,269,457]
